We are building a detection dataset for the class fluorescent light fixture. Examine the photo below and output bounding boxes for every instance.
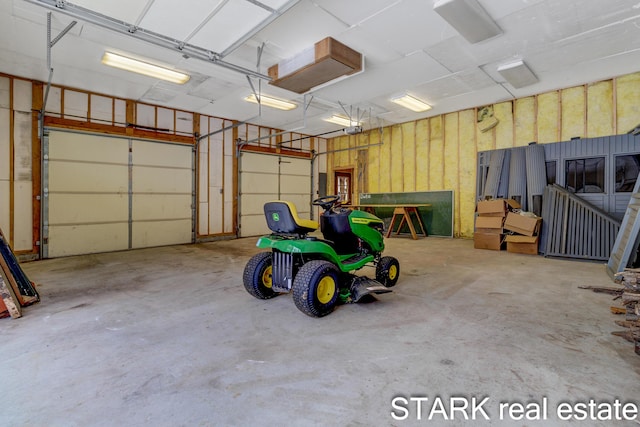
[391,94,432,112]
[244,93,297,111]
[324,115,359,127]
[434,0,502,43]
[101,52,190,84]
[497,60,538,88]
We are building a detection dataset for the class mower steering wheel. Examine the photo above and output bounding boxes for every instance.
[313,195,341,211]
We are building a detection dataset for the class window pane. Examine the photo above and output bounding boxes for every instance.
[615,154,640,192]
[565,157,605,193]
[546,161,556,185]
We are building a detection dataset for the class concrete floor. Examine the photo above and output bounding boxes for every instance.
[1,237,638,426]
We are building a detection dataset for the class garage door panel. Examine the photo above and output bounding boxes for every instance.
[280,177,310,194]
[239,151,312,237]
[241,172,278,193]
[240,215,270,237]
[286,195,312,216]
[46,130,193,257]
[133,194,191,220]
[280,158,309,175]
[132,219,192,248]
[49,162,128,193]
[49,132,129,164]
[242,152,279,173]
[132,140,192,167]
[48,223,129,257]
[241,193,278,216]
[132,166,191,193]
[49,193,128,224]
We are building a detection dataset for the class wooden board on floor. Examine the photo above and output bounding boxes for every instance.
[0,227,40,306]
[0,269,22,318]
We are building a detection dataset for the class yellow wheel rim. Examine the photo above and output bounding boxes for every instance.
[316,276,336,304]
[262,266,273,289]
[388,265,398,280]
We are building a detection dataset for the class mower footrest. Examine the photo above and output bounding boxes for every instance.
[350,277,392,302]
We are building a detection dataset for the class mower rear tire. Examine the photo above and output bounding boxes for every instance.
[243,252,278,299]
[292,260,339,317]
[376,256,400,287]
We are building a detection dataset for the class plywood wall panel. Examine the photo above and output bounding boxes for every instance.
[13,111,32,181]
[157,107,174,132]
[46,86,62,117]
[0,108,9,180]
[176,111,193,134]
[12,79,31,113]
[0,181,10,243]
[90,95,113,124]
[64,90,88,121]
[13,181,32,251]
[136,103,155,128]
[0,77,9,108]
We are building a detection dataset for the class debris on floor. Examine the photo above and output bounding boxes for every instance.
[0,228,40,319]
[582,268,640,356]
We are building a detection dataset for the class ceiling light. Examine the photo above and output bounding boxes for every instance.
[433,0,502,43]
[324,115,359,127]
[497,60,538,88]
[101,52,190,84]
[244,93,297,111]
[391,94,432,112]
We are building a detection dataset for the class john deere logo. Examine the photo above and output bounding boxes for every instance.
[272,213,280,221]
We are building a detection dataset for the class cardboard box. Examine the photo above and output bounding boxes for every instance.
[474,232,504,250]
[505,235,539,255]
[476,199,521,217]
[475,216,504,233]
[503,212,542,236]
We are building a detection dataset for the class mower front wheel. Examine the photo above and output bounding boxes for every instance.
[376,256,400,287]
[243,252,278,299]
[292,260,339,317]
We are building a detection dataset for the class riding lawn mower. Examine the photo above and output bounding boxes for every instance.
[243,195,400,317]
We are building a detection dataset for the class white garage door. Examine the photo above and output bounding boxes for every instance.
[44,130,194,258]
[239,151,311,237]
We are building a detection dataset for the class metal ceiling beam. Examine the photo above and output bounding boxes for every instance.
[25,0,271,81]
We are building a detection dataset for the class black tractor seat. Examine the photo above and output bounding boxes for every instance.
[264,201,319,236]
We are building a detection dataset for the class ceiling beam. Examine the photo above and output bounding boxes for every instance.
[25,0,272,81]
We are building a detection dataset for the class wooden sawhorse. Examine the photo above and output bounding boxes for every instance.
[385,207,428,240]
